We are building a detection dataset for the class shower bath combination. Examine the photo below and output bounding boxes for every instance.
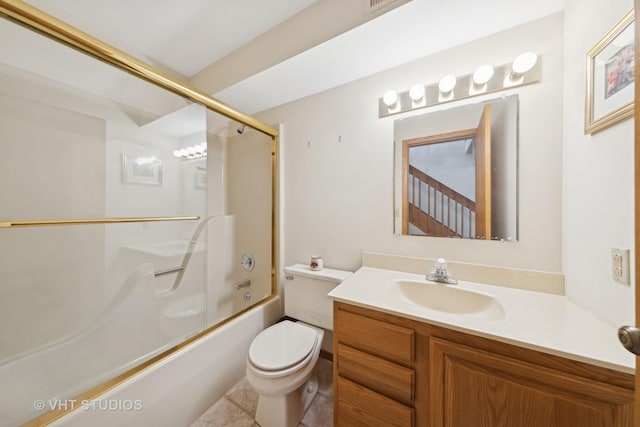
[0,2,279,426]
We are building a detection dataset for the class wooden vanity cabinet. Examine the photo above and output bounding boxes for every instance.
[333,301,634,427]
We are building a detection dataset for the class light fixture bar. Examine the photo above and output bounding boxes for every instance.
[378,56,541,118]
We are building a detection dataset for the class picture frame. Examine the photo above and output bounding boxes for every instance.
[121,154,163,185]
[195,166,207,189]
[585,9,635,135]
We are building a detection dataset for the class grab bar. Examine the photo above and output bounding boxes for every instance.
[0,216,200,228]
[155,218,211,297]
[154,266,185,277]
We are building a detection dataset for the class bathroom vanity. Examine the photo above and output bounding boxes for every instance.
[329,266,635,427]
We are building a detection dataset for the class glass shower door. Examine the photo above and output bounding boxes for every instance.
[0,17,208,426]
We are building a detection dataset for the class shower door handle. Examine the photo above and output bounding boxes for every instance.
[618,325,640,355]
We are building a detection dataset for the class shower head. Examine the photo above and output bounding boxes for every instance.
[237,124,246,135]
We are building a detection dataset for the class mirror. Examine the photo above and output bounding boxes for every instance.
[393,95,518,241]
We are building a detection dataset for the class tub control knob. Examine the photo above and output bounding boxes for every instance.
[240,253,255,271]
[618,325,640,355]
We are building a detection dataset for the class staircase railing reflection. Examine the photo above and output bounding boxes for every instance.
[408,165,475,237]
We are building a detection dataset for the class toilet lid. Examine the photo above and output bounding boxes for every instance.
[249,320,317,371]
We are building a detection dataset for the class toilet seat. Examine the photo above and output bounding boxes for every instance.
[248,321,319,378]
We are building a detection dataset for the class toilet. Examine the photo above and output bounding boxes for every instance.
[246,263,352,427]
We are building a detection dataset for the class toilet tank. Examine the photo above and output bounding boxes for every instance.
[283,264,352,330]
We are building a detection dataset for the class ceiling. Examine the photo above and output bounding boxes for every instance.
[25,0,566,115]
[26,0,318,77]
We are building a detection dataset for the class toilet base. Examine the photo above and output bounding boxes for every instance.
[255,375,318,427]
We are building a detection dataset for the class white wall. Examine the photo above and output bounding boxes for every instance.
[562,0,635,326]
[257,14,564,275]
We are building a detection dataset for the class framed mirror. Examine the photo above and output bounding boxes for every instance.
[393,95,518,241]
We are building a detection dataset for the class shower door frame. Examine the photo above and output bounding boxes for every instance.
[0,1,280,425]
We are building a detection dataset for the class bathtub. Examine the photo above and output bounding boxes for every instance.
[48,296,281,427]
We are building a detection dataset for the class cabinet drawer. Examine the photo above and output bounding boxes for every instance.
[336,376,414,427]
[335,309,414,364]
[337,343,414,404]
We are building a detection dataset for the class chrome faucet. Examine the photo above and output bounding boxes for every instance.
[426,258,458,285]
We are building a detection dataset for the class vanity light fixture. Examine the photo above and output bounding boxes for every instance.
[511,52,538,76]
[173,142,207,160]
[378,52,541,118]
[472,64,495,86]
[438,74,457,93]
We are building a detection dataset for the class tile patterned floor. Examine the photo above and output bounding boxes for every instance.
[190,358,333,427]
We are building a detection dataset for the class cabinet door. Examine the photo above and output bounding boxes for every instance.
[430,338,633,427]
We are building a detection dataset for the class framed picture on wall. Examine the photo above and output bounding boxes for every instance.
[585,9,635,135]
[121,153,163,185]
[195,166,207,189]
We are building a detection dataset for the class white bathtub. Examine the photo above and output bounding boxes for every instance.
[48,296,281,427]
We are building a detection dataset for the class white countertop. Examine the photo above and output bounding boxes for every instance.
[328,267,635,374]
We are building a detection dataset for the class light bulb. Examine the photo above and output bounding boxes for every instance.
[473,65,494,85]
[383,90,398,106]
[512,52,537,75]
[409,84,425,101]
[438,75,457,93]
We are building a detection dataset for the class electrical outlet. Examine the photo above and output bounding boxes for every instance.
[611,248,630,286]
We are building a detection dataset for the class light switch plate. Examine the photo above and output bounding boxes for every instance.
[611,248,630,286]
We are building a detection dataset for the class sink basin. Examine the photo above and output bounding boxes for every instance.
[391,279,505,320]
